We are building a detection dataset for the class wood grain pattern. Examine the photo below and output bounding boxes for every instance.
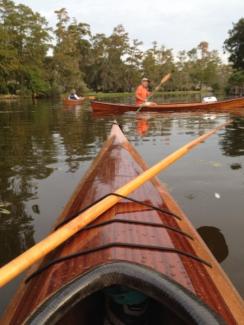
[2,124,244,325]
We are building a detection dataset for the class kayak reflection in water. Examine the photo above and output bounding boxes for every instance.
[135,78,156,107]
[197,226,229,263]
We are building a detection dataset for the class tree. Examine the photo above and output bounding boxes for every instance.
[53,8,90,94]
[102,24,130,92]
[0,2,235,96]
[227,70,244,95]
[224,18,244,70]
[142,42,175,89]
[0,0,51,95]
[87,25,131,92]
[124,39,143,91]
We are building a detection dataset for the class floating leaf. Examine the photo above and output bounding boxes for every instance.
[185,193,196,200]
[230,163,242,170]
[214,193,221,199]
[210,161,222,168]
[212,162,222,168]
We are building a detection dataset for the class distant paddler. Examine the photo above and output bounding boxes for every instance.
[136,73,171,112]
[135,78,156,107]
[68,89,84,100]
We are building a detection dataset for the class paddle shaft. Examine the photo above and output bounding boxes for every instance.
[0,121,230,287]
[136,73,171,112]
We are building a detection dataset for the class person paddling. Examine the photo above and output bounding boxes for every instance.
[135,78,150,106]
[135,73,171,112]
[135,78,156,107]
[69,89,81,100]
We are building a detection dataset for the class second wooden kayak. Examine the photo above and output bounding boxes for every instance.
[91,97,244,113]
[2,123,243,324]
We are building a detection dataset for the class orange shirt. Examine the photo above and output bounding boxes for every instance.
[135,85,150,105]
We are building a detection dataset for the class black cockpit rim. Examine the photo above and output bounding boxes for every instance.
[24,261,224,325]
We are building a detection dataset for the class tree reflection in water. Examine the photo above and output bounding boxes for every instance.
[0,100,108,266]
[219,118,244,157]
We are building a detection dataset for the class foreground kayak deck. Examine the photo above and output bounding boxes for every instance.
[2,124,243,324]
[91,97,244,113]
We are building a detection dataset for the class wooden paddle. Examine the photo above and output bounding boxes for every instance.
[136,73,171,112]
[0,120,231,287]
[87,96,96,100]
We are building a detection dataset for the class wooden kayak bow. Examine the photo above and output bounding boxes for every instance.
[0,120,230,288]
[136,73,171,112]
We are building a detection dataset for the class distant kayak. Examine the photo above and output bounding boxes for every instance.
[91,97,244,113]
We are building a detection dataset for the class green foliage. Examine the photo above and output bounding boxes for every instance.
[0,1,237,96]
[0,0,51,95]
[53,8,89,94]
[224,18,244,70]
[86,25,136,92]
[226,70,244,95]
[142,42,174,89]
[224,18,244,94]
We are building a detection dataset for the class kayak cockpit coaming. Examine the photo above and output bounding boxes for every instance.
[24,262,223,325]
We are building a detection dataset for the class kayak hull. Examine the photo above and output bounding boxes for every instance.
[91,98,244,113]
[2,123,243,324]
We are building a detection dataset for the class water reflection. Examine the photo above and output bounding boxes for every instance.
[0,100,108,266]
[197,226,229,263]
[136,113,150,137]
[219,118,244,156]
[0,203,35,266]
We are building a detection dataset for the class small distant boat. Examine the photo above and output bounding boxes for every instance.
[91,97,244,113]
[2,123,243,324]
[63,97,85,106]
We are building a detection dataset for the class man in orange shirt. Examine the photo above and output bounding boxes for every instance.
[135,78,150,106]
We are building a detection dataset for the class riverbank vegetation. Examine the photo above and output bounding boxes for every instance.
[0,1,243,97]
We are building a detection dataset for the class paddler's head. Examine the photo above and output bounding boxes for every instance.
[141,78,149,88]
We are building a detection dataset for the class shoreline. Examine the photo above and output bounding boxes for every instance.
[0,90,220,101]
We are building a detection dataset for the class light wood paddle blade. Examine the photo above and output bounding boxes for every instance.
[160,73,171,85]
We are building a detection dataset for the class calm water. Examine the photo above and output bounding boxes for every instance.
[0,96,244,315]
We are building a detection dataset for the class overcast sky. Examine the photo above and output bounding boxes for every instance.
[18,0,243,55]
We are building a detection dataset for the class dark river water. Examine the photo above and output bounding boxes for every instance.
[0,96,244,315]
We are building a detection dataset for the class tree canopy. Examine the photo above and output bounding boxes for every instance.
[224,18,244,95]
[0,1,242,96]
[224,18,244,70]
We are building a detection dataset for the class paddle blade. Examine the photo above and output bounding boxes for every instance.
[160,73,171,85]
